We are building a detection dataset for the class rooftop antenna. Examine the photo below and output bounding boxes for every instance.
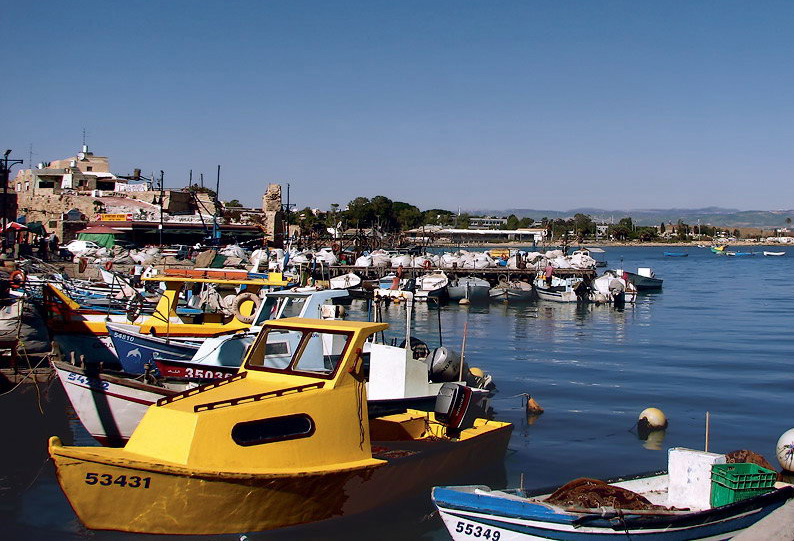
[28,144,36,170]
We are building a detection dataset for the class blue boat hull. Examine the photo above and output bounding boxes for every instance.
[107,324,201,374]
[433,481,793,540]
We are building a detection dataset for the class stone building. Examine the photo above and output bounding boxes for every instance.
[261,183,284,247]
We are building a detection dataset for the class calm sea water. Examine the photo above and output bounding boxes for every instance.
[2,246,793,540]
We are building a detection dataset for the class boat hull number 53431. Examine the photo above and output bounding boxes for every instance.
[455,521,500,539]
[84,473,151,488]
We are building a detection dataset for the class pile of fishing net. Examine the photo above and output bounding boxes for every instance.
[544,478,666,511]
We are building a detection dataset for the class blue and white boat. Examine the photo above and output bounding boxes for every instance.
[663,251,689,257]
[433,472,794,541]
[106,322,202,374]
[434,448,794,540]
[434,476,792,540]
[448,276,491,303]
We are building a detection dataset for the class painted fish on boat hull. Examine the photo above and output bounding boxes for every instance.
[107,322,201,375]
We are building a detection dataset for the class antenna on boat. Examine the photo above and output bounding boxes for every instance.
[705,411,711,452]
[405,292,412,347]
[437,302,443,346]
[459,320,468,383]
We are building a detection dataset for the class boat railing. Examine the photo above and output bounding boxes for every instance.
[193,381,325,413]
[156,372,248,407]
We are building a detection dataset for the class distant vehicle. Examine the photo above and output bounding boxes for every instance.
[61,240,101,254]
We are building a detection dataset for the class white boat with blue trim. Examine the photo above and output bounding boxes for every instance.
[434,447,794,540]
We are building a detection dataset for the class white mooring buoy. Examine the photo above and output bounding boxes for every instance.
[776,428,794,472]
[637,407,667,439]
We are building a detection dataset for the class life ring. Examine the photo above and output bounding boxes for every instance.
[126,295,144,322]
[232,292,261,324]
[78,257,88,273]
[104,261,114,271]
[331,243,341,253]
[9,270,25,289]
[423,260,431,270]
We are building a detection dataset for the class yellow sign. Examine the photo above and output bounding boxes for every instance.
[98,214,132,222]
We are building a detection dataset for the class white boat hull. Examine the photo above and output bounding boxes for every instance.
[52,360,185,446]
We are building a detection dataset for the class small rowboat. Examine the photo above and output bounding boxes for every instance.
[764,251,786,257]
[434,462,794,540]
[663,252,688,257]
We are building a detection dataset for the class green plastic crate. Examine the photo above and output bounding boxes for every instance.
[710,463,776,507]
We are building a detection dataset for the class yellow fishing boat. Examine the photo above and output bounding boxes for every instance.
[49,317,512,535]
[47,271,291,365]
[47,271,291,336]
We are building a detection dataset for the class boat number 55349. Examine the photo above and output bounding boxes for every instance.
[455,521,500,539]
[84,473,151,488]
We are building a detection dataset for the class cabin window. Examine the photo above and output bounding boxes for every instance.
[231,414,314,446]
[278,297,306,319]
[245,326,352,379]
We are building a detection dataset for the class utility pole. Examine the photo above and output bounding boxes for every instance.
[1,150,24,237]
[159,171,164,247]
[211,165,221,244]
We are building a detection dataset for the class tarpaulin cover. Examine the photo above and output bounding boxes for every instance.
[77,233,115,248]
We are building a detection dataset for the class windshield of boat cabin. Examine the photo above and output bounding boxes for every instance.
[245,327,351,378]
[254,296,308,325]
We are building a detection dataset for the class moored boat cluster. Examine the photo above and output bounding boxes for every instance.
[1,243,792,539]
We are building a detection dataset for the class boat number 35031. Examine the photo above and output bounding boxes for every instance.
[455,522,500,539]
[84,473,151,489]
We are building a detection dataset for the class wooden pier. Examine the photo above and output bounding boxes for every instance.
[325,265,595,285]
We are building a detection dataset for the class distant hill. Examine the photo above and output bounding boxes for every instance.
[466,207,794,228]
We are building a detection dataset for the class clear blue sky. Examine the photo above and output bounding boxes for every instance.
[4,1,793,211]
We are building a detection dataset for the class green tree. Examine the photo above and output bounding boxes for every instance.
[503,214,520,230]
[573,213,595,237]
[346,197,374,228]
[609,225,632,241]
[393,201,423,230]
[676,220,690,241]
[422,209,455,226]
[636,227,658,242]
[369,195,396,230]
[660,222,666,234]
[225,199,243,208]
[295,207,321,235]
[457,212,471,228]
[518,217,534,228]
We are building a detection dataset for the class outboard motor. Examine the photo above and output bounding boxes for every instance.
[428,347,463,382]
[434,382,489,438]
[609,278,625,308]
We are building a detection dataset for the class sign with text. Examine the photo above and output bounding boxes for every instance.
[98,214,133,222]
